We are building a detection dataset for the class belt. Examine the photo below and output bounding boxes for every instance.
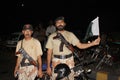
[21,63,33,67]
[54,53,73,59]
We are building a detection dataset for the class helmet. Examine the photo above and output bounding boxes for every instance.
[54,63,71,80]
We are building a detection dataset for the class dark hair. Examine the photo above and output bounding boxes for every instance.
[55,16,65,22]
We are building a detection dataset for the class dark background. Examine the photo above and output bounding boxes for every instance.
[0,1,120,80]
[1,0,120,34]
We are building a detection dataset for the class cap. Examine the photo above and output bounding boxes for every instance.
[55,16,65,22]
[22,24,33,31]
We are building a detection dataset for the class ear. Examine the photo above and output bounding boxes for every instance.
[64,22,66,26]
[31,31,33,34]
[22,30,24,34]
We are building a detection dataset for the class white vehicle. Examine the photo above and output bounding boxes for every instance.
[5,32,24,48]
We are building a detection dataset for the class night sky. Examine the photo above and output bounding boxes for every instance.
[1,0,120,34]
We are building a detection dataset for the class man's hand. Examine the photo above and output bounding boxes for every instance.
[14,68,18,78]
[92,36,101,46]
[38,69,43,78]
[46,67,52,76]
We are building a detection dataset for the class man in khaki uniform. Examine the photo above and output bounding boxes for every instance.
[46,16,101,80]
[14,24,43,80]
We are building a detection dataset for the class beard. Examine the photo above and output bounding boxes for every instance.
[56,25,65,31]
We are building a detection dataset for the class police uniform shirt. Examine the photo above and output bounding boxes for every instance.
[16,38,43,62]
[46,30,80,56]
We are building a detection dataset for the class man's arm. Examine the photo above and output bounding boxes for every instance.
[14,56,21,77]
[37,55,42,69]
[47,49,52,75]
[76,36,100,49]
[37,55,43,77]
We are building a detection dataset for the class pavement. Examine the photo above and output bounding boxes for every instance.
[0,50,16,80]
[0,48,48,80]
[0,48,120,80]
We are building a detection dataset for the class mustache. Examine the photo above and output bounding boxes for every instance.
[25,34,30,36]
[58,25,64,27]
[56,25,65,31]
